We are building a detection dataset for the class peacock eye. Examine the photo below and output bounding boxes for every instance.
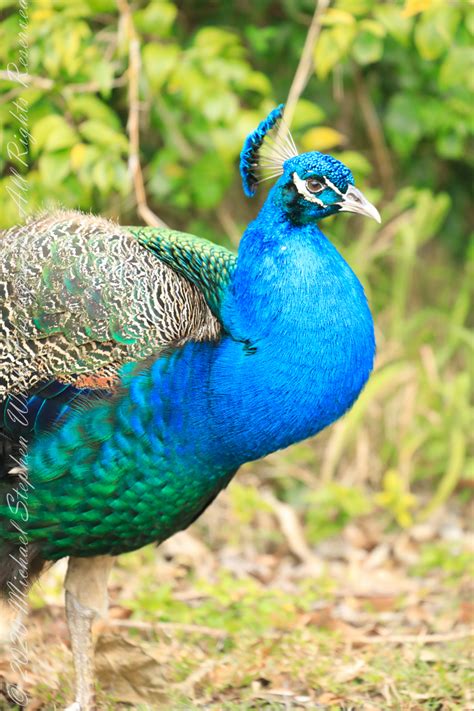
[306,177,324,194]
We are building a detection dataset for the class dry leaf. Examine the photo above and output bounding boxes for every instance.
[316,691,345,705]
[335,658,366,682]
[95,633,168,706]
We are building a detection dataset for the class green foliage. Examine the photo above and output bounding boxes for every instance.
[411,540,474,583]
[305,483,372,542]
[0,0,471,528]
[126,569,317,637]
[375,470,417,527]
[0,0,472,248]
[228,481,272,526]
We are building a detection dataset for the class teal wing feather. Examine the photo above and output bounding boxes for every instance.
[129,226,237,319]
[0,213,238,583]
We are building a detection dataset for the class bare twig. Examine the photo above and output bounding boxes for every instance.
[262,491,323,572]
[216,204,241,246]
[351,629,473,645]
[279,0,331,141]
[176,659,217,694]
[0,69,54,90]
[0,69,126,94]
[0,86,22,105]
[367,209,415,258]
[354,67,395,197]
[117,0,168,228]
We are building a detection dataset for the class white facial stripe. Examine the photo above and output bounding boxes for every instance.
[322,176,343,196]
[292,172,325,207]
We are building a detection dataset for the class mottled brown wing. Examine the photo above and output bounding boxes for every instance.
[0,210,222,397]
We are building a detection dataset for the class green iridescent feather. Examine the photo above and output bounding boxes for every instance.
[130,226,237,318]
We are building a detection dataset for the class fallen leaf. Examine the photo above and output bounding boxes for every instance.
[95,633,168,706]
[459,601,474,625]
[335,658,366,682]
[316,691,345,705]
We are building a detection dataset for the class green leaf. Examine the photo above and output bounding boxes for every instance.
[31,115,78,156]
[314,25,356,79]
[201,92,238,122]
[79,120,129,153]
[436,132,464,160]
[439,47,474,92]
[92,160,114,193]
[242,71,272,96]
[292,100,326,130]
[359,19,386,38]
[385,94,423,156]
[374,5,413,45]
[85,0,117,11]
[320,8,356,26]
[352,30,384,65]
[334,150,372,178]
[334,0,372,16]
[90,60,116,95]
[38,150,71,185]
[143,43,180,91]
[134,0,177,37]
[67,95,122,130]
[188,152,229,209]
[414,6,461,60]
[193,27,240,58]
[467,7,474,36]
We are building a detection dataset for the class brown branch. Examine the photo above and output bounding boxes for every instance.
[177,659,217,694]
[216,204,241,247]
[0,69,126,94]
[262,491,323,572]
[279,0,331,140]
[117,0,168,228]
[351,629,473,645]
[0,69,53,90]
[0,86,22,105]
[367,209,414,258]
[354,67,395,197]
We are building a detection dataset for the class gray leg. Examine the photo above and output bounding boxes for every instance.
[64,555,114,711]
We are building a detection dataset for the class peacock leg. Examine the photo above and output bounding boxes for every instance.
[64,555,114,711]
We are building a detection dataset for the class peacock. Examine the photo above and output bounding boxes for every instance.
[0,105,380,710]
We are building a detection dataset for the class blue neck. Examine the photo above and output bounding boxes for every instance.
[148,196,375,470]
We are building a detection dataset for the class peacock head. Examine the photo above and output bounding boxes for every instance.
[240,104,381,225]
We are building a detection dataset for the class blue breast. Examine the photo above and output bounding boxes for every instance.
[148,199,375,472]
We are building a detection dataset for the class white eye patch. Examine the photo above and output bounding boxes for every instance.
[292,172,345,207]
[292,173,325,206]
[321,176,343,197]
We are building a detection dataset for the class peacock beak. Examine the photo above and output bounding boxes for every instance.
[337,185,381,223]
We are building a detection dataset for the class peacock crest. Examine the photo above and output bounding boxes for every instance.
[239,104,299,197]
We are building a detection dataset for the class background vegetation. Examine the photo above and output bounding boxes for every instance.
[0,0,472,708]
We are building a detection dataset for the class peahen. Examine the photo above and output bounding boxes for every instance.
[0,105,380,710]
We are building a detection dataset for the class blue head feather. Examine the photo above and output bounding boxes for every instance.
[240,104,285,197]
[284,152,354,191]
[240,106,363,226]
[271,152,355,223]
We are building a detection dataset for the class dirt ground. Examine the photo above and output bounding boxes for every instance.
[0,461,472,711]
